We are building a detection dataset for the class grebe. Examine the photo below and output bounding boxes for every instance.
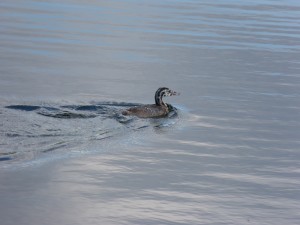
[122,87,179,118]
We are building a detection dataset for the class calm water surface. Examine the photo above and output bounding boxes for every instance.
[1,0,300,224]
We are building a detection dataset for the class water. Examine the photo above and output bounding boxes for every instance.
[1,0,300,224]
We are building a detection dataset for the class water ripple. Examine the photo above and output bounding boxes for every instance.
[0,101,180,166]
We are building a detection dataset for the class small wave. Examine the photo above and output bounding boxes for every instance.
[0,152,17,162]
[37,110,98,119]
[5,105,41,111]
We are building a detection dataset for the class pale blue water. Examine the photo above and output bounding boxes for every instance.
[1,0,300,224]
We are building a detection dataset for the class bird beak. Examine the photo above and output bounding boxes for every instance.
[170,90,180,96]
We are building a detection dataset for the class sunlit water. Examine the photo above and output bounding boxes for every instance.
[1,0,300,224]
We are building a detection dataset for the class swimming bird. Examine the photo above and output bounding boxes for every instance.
[122,87,179,118]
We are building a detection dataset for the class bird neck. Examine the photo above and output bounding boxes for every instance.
[155,93,166,106]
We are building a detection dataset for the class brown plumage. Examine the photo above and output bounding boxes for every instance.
[122,87,179,118]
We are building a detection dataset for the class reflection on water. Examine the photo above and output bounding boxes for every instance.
[1,0,300,224]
